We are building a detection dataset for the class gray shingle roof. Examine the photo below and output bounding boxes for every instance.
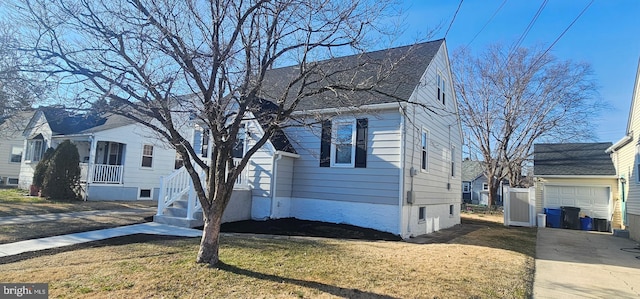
[462,160,484,181]
[258,39,444,111]
[40,107,107,135]
[533,143,616,176]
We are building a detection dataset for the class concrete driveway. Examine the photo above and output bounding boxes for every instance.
[534,228,640,298]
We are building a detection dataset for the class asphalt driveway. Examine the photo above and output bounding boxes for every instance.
[534,228,640,298]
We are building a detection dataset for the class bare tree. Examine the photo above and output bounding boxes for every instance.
[453,44,600,207]
[0,20,48,122]
[12,0,417,265]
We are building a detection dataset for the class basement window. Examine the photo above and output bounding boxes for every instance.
[139,189,151,199]
[418,207,426,222]
[449,205,454,217]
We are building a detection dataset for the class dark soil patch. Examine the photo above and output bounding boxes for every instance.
[218,218,402,241]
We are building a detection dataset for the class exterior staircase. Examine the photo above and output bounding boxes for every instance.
[154,195,204,228]
[153,159,248,228]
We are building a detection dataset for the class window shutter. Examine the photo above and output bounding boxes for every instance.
[320,120,331,167]
[355,118,368,168]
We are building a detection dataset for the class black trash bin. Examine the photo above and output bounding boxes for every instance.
[593,218,609,232]
[561,206,581,230]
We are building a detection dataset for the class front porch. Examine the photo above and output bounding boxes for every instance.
[80,163,124,184]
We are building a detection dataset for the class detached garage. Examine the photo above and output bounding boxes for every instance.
[534,143,621,230]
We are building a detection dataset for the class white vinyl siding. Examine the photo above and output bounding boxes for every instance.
[81,123,176,195]
[403,42,462,207]
[287,110,401,205]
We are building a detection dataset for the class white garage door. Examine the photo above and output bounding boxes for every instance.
[544,185,610,219]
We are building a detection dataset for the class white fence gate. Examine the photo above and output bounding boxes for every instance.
[503,187,536,227]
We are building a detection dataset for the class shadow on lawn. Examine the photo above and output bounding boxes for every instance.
[450,216,537,257]
[217,261,399,299]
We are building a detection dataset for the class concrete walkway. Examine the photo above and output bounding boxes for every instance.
[0,208,156,225]
[534,228,640,298]
[0,222,202,257]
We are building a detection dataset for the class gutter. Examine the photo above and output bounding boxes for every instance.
[606,133,632,153]
[291,102,406,116]
[536,175,619,179]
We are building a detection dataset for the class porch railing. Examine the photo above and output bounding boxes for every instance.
[80,163,124,184]
[156,158,249,218]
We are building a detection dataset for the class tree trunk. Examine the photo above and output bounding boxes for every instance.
[196,210,223,266]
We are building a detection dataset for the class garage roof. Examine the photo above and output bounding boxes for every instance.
[533,142,616,176]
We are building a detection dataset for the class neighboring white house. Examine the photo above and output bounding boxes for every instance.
[607,59,640,241]
[0,111,35,187]
[19,107,177,201]
[155,39,464,238]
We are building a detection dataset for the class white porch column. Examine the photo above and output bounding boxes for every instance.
[87,135,97,184]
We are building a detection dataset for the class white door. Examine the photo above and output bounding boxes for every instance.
[544,185,610,219]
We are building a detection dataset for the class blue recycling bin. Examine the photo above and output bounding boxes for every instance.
[544,208,562,228]
[580,217,593,231]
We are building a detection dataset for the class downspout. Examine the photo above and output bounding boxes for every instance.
[270,153,283,219]
[398,106,407,237]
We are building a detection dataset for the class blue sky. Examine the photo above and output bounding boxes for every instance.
[396,0,640,142]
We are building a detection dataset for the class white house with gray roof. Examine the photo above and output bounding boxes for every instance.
[156,39,463,237]
[19,107,177,201]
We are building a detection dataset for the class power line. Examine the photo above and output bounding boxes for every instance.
[534,0,594,66]
[522,0,594,77]
[466,0,508,47]
[505,0,548,64]
[444,0,465,38]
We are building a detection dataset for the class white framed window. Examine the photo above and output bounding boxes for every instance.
[25,139,44,162]
[463,182,470,193]
[418,206,426,222]
[232,124,246,159]
[449,204,454,217]
[637,144,640,183]
[330,120,356,167]
[141,144,153,168]
[421,129,429,171]
[10,146,22,163]
[482,183,489,190]
[7,178,19,185]
[437,72,446,105]
[450,146,456,177]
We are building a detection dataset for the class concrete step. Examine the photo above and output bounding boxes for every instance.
[172,199,189,209]
[165,207,187,218]
[613,229,630,238]
[153,215,204,228]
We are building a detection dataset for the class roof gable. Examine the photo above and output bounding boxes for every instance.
[40,107,107,135]
[534,142,616,176]
[258,39,444,111]
[462,160,484,181]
